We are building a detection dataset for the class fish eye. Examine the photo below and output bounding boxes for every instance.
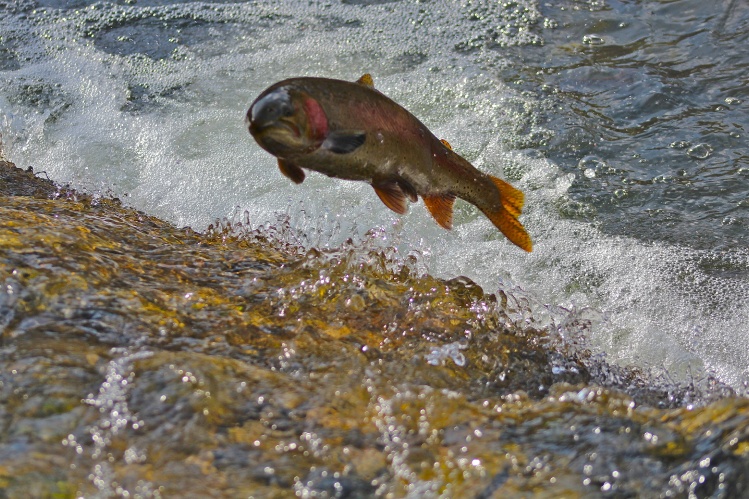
[251,89,293,126]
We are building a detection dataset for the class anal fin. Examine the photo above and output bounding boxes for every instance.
[423,193,456,230]
[278,159,305,184]
[372,178,411,214]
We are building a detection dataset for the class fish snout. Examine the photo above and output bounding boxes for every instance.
[248,89,294,134]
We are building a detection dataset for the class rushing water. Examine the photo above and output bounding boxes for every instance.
[2,161,748,497]
[1,1,748,400]
[2,1,749,496]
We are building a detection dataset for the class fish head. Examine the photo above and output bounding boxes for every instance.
[247,86,329,157]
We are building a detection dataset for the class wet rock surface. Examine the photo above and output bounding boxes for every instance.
[1,159,748,497]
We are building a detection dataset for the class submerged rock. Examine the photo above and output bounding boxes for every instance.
[1,159,748,497]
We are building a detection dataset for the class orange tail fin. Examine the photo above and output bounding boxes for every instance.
[481,175,532,252]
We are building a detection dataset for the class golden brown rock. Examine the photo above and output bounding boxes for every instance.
[0,160,747,497]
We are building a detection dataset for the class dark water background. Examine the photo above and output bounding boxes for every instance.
[528,0,749,251]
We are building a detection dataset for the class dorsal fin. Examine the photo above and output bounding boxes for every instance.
[357,73,375,88]
[440,139,452,150]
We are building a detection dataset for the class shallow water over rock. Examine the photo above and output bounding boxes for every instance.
[1,160,748,497]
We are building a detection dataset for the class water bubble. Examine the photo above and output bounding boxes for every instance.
[578,155,616,177]
[426,341,467,367]
[651,175,670,183]
[544,18,558,29]
[725,97,742,105]
[578,155,605,169]
[686,143,713,159]
[582,34,605,45]
[722,216,739,226]
[669,141,691,149]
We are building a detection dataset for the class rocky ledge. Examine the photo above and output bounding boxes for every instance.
[1,159,747,497]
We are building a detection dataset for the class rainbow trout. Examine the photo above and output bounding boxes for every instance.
[246,74,532,251]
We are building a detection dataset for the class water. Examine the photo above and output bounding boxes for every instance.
[1,0,748,393]
[2,184,746,497]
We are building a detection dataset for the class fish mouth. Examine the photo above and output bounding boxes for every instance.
[277,118,301,138]
[249,118,301,139]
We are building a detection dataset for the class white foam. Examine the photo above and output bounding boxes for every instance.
[1,0,747,390]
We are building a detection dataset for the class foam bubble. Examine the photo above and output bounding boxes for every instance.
[1,0,748,390]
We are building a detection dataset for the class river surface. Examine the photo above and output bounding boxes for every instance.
[0,0,749,498]
[1,1,749,493]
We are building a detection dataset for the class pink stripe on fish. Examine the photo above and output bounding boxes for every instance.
[303,97,329,143]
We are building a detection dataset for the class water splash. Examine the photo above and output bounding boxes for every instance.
[76,349,161,498]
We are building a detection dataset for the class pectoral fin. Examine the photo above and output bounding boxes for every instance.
[423,193,456,230]
[278,159,305,184]
[440,138,452,150]
[322,131,366,154]
[372,178,412,214]
[357,73,375,87]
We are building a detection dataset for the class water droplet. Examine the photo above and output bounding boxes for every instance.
[583,34,605,45]
[725,97,742,105]
[426,341,467,367]
[578,155,605,169]
[584,168,596,178]
[686,143,713,159]
[614,189,627,198]
[669,140,691,149]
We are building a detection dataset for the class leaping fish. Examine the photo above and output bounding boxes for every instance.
[246,74,532,252]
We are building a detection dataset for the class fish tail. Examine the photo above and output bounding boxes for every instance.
[480,175,532,252]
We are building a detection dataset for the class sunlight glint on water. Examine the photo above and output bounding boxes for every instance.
[0,0,748,390]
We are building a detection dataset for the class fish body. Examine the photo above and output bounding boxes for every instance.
[247,74,532,251]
